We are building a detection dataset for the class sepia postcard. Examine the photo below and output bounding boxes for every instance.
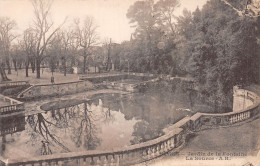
[0,0,259,166]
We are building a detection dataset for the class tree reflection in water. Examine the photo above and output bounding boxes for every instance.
[91,84,203,145]
[0,114,26,157]
[27,113,70,154]
[130,121,164,144]
[71,103,101,150]
[26,101,103,155]
[101,107,116,125]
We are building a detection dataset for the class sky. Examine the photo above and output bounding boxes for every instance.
[0,0,208,43]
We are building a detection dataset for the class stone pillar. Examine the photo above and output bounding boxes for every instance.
[151,146,156,158]
[57,160,64,166]
[103,155,108,166]
[229,116,234,124]
[164,141,168,152]
[41,162,48,166]
[168,139,172,149]
[234,115,237,123]
[160,143,164,154]
[170,137,175,148]
[156,145,160,156]
[147,147,152,159]
[142,149,148,160]
[110,155,116,166]
[96,156,101,166]
[82,158,87,166]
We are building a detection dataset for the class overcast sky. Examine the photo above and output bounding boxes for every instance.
[0,0,208,43]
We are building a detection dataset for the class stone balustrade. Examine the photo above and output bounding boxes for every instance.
[0,81,29,88]
[17,81,94,100]
[2,86,259,166]
[0,95,24,115]
[0,81,29,92]
[105,77,159,92]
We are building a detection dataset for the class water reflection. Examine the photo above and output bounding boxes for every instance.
[0,99,137,159]
[0,85,214,159]
[26,101,103,155]
[26,113,71,154]
[70,103,101,150]
[0,114,26,156]
[89,86,211,145]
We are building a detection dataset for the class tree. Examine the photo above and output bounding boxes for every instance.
[176,0,259,110]
[0,17,17,74]
[31,0,66,78]
[21,28,36,77]
[60,29,75,76]
[102,38,112,71]
[154,0,180,34]
[127,0,160,73]
[74,16,99,74]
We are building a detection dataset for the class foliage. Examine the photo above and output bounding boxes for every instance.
[123,0,259,108]
[179,0,259,107]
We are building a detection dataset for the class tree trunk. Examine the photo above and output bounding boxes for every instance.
[83,56,86,74]
[13,59,17,71]
[0,65,9,81]
[64,61,66,76]
[6,58,11,74]
[36,58,41,78]
[19,61,22,69]
[25,59,29,77]
[30,58,35,73]
[25,65,29,77]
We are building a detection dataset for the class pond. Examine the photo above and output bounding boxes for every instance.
[0,83,215,160]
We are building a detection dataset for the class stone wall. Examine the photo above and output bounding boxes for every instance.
[3,86,259,166]
[17,81,94,100]
[79,73,155,83]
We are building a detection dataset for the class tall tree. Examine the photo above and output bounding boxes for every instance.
[178,0,259,109]
[102,38,112,71]
[60,29,75,76]
[74,16,99,74]
[21,28,36,77]
[154,0,180,34]
[0,17,17,74]
[31,0,66,78]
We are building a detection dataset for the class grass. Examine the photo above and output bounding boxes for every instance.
[5,69,81,85]
[5,69,124,85]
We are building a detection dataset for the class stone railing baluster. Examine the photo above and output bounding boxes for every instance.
[142,149,147,160]
[151,146,156,158]
[109,154,116,166]
[160,143,164,154]
[105,155,110,166]
[156,144,160,156]
[164,141,168,152]
[147,147,152,159]
[170,137,175,148]
[41,161,48,166]
[57,160,63,166]
[96,156,101,166]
